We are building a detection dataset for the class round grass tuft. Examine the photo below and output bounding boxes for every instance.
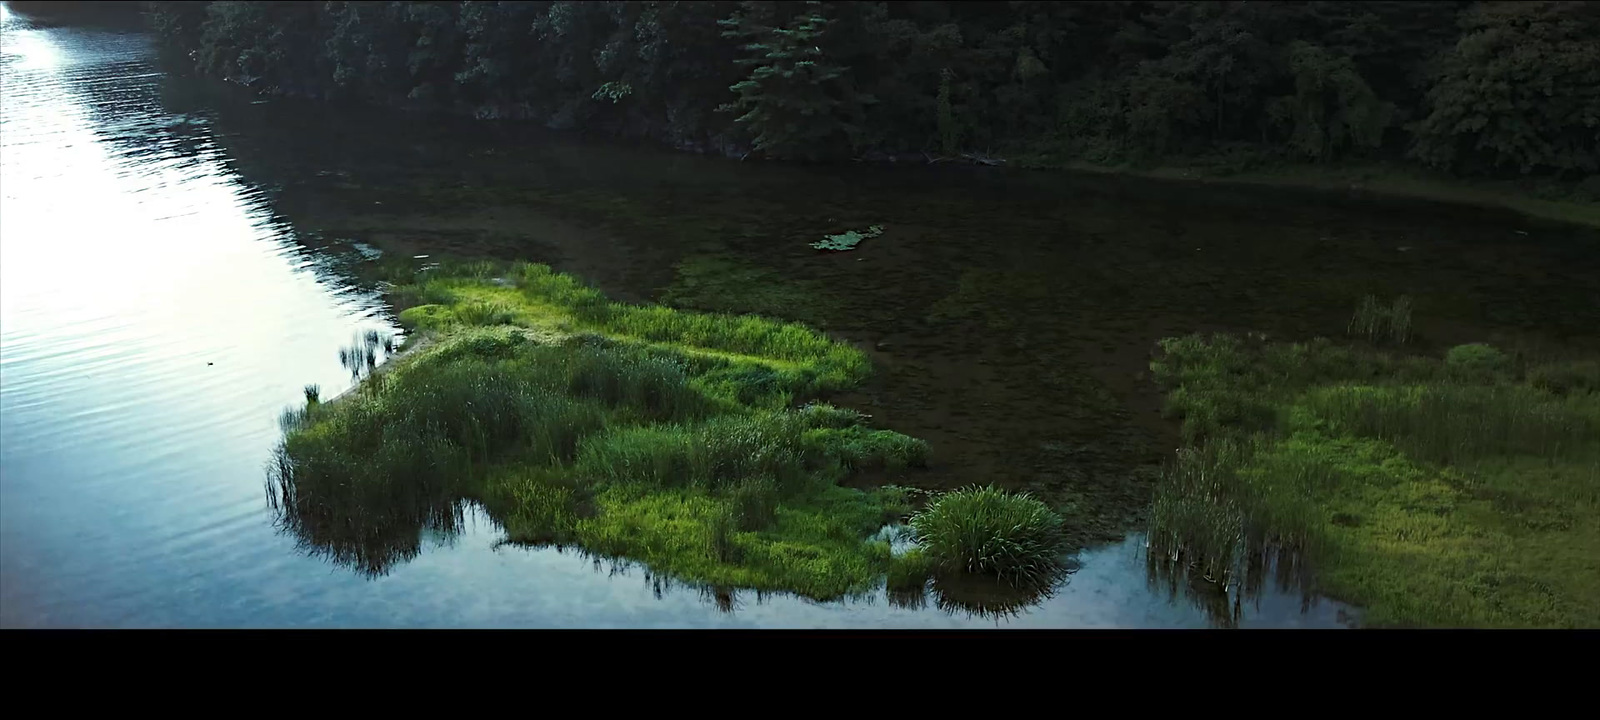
[1445,343,1510,379]
[909,485,1066,585]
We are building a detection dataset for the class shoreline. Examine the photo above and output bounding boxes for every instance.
[1026,159,1600,230]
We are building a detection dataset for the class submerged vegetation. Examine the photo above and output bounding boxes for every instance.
[271,259,1074,602]
[658,255,840,329]
[812,224,884,252]
[1147,331,1600,627]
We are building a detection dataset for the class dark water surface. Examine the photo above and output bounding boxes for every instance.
[4,7,1594,628]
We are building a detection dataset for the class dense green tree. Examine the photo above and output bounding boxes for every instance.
[139,0,1598,180]
[1411,1,1600,177]
[1271,41,1392,161]
[718,1,873,159]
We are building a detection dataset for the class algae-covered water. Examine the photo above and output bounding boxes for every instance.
[4,8,1595,628]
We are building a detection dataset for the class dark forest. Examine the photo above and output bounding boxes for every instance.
[119,0,1599,182]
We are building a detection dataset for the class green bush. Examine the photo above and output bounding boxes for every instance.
[1445,343,1511,379]
[910,486,1066,585]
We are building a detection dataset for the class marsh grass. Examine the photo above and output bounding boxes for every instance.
[1152,332,1445,442]
[574,413,815,492]
[1146,440,1326,593]
[391,261,868,402]
[1347,294,1414,345]
[1528,359,1600,397]
[886,548,933,593]
[1148,330,1600,627]
[1389,296,1412,345]
[809,426,931,472]
[271,262,933,598]
[909,486,1067,586]
[1304,383,1600,466]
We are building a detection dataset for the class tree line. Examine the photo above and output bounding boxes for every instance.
[123,1,1600,178]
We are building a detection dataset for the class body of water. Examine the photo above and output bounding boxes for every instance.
[5,6,1593,629]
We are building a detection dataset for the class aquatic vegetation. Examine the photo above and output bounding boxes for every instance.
[909,485,1068,586]
[1147,332,1600,627]
[1347,294,1414,345]
[271,261,929,599]
[811,224,884,252]
[659,255,840,328]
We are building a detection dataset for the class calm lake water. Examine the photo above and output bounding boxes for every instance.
[4,6,1594,629]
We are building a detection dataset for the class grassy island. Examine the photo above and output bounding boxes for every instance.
[1146,331,1600,627]
[270,260,964,599]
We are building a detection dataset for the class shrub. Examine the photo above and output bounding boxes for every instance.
[1528,360,1600,397]
[1445,343,1511,380]
[910,485,1066,585]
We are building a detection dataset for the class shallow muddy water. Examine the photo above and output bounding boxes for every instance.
[3,6,1594,628]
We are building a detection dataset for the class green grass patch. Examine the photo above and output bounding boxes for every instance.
[270,261,926,600]
[1147,332,1600,627]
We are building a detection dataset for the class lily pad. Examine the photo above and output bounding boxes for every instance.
[811,224,884,252]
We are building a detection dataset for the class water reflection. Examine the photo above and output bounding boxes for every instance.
[1145,544,1327,629]
[927,571,1064,622]
[266,473,469,579]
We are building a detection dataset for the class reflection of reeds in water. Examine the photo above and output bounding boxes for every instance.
[266,445,469,577]
[1143,540,1316,629]
[1143,442,1322,626]
[888,586,929,611]
[339,330,397,381]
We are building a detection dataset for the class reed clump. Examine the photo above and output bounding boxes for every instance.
[909,485,1067,586]
[1347,294,1414,345]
